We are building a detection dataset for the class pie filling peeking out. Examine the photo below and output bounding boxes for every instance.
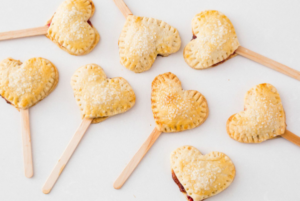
[184,10,240,70]
[0,58,59,109]
[151,72,208,132]
[46,0,100,56]
[171,146,236,201]
[227,83,286,143]
[118,15,181,73]
[71,64,136,124]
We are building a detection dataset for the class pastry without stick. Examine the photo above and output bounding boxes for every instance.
[184,10,239,69]
[71,64,136,123]
[46,0,100,55]
[227,83,286,143]
[118,15,181,73]
[0,57,59,109]
[171,146,236,201]
[152,72,208,132]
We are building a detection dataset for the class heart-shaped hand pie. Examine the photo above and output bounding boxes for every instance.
[227,83,286,143]
[71,64,136,124]
[47,0,100,56]
[118,15,181,73]
[0,57,58,109]
[151,72,208,132]
[184,10,240,69]
[171,146,235,201]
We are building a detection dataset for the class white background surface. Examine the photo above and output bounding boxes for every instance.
[0,0,300,200]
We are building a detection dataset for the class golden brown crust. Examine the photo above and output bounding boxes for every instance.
[118,15,181,73]
[151,72,208,132]
[0,57,59,109]
[46,0,100,56]
[184,10,240,70]
[227,83,286,143]
[71,64,136,124]
[171,146,236,201]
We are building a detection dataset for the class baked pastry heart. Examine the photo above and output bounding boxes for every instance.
[171,146,235,201]
[184,10,240,69]
[227,83,286,143]
[46,0,100,55]
[0,57,58,109]
[118,15,181,73]
[71,64,136,124]
[151,72,208,132]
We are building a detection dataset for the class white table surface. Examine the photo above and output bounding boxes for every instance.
[0,0,300,200]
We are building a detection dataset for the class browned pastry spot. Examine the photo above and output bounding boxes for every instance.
[172,170,201,201]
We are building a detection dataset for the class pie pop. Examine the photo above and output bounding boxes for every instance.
[0,0,99,56]
[42,64,136,193]
[114,72,209,189]
[184,10,300,81]
[0,57,59,178]
[171,146,236,201]
[113,0,181,73]
[227,83,300,146]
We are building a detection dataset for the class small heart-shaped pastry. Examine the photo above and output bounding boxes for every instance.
[227,83,286,143]
[0,58,58,109]
[71,64,136,124]
[47,0,100,55]
[118,15,181,73]
[184,10,240,69]
[151,72,208,132]
[171,146,235,201]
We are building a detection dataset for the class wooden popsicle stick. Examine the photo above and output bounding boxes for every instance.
[281,130,300,147]
[42,118,92,194]
[113,128,162,189]
[20,109,33,178]
[0,26,48,41]
[113,0,133,18]
[236,46,300,81]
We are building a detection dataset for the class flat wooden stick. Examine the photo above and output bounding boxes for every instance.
[236,46,300,81]
[114,128,162,189]
[20,109,33,178]
[281,130,300,147]
[0,26,48,41]
[113,0,132,18]
[42,118,92,194]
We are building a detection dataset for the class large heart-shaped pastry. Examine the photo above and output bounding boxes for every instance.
[184,10,240,69]
[47,0,100,56]
[71,64,136,124]
[171,146,235,201]
[118,15,181,73]
[227,83,286,143]
[0,58,59,109]
[151,72,208,132]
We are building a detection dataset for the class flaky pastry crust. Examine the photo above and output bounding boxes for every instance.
[184,10,240,69]
[227,83,286,143]
[118,15,181,73]
[151,72,208,132]
[0,57,59,109]
[46,0,100,56]
[171,146,236,201]
[71,64,135,124]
